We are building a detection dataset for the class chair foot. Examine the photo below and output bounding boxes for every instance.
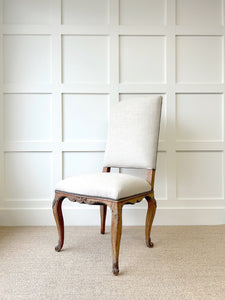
[146,238,154,248]
[112,263,119,276]
[55,242,63,252]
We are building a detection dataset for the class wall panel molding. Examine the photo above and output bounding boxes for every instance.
[0,207,225,226]
[0,0,225,225]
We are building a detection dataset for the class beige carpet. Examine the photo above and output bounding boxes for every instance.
[0,226,225,300]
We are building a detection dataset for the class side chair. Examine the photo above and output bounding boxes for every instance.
[52,96,162,275]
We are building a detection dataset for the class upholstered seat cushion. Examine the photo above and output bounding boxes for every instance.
[55,173,151,200]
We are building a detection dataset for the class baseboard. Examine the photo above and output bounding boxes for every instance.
[0,207,225,226]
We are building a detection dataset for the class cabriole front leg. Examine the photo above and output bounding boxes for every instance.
[145,195,157,248]
[111,203,123,276]
[52,192,66,252]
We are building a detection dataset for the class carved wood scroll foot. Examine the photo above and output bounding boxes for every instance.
[146,238,154,248]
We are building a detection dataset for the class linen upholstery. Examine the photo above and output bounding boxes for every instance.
[55,173,151,200]
[103,96,162,169]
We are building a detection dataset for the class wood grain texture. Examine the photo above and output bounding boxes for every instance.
[100,205,107,234]
[145,195,157,248]
[102,167,111,173]
[54,190,152,208]
[100,167,110,234]
[111,202,123,276]
[52,168,157,275]
[52,194,66,252]
[146,169,155,187]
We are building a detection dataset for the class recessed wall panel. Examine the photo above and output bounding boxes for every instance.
[63,94,109,141]
[4,35,51,84]
[3,0,52,24]
[120,36,166,83]
[62,0,109,24]
[176,152,223,198]
[176,94,223,141]
[120,0,166,25]
[176,0,223,26]
[4,94,52,142]
[63,152,104,178]
[62,35,109,84]
[1,0,225,225]
[4,152,52,199]
[176,36,223,83]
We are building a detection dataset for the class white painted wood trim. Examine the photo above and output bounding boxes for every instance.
[0,0,225,225]
[0,207,224,226]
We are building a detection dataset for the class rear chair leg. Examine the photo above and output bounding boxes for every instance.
[145,196,157,248]
[100,205,107,234]
[52,192,65,252]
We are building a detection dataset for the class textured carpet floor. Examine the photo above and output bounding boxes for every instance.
[0,226,225,300]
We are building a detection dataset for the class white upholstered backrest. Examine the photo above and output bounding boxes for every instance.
[103,96,162,169]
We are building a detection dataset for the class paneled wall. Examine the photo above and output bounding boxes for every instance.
[0,0,225,225]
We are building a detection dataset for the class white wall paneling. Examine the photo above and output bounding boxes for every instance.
[176,151,224,199]
[62,35,109,84]
[176,0,223,26]
[119,35,166,83]
[3,0,52,24]
[0,0,4,219]
[0,0,225,225]
[4,93,52,141]
[4,151,53,199]
[119,0,166,25]
[62,93,109,141]
[63,151,105,178]
[62,0,109,25]
[4,35,52,84]
[176,94,224,141]
[176,36,223,84]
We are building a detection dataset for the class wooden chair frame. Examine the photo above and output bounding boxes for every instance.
[52,167,156,276]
